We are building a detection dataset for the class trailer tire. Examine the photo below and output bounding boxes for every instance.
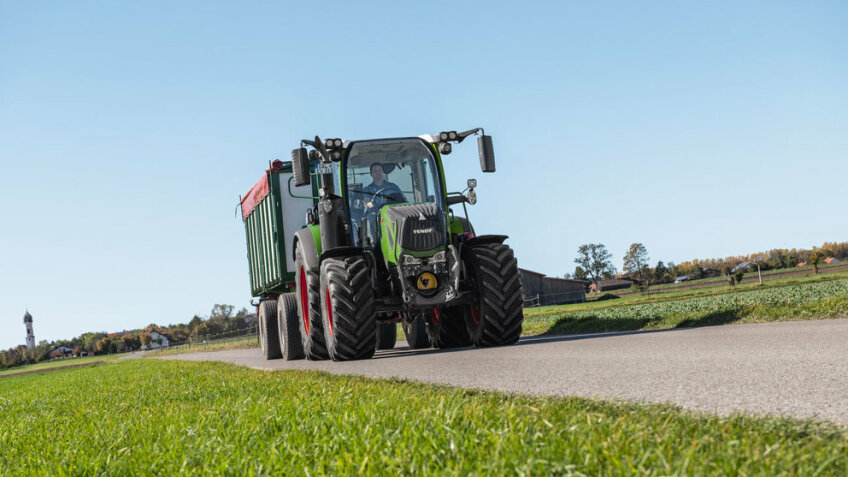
[463,242,524,346]
[277,293,305,360]
[259,299,282,360]
[295,244,328,360]
[320,256,376,361]
[375,322,397,350]
[426,306,471,349]
[403,313,431,349]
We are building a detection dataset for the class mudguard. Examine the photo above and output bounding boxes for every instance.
[293,227,321,270]
[464,234,508,247]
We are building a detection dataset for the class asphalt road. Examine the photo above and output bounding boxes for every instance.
[164,319,848,424]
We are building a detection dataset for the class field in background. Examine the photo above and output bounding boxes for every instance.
[144,334,258,357]
[524,270,848,335]
[0,354,125,377]
[1,359,846,475]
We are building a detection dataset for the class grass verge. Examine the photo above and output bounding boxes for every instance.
[524,275,848,335]
[1,359,846,475]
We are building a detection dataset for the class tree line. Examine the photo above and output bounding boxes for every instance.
[0,304,254,370]
[567,241,848,287]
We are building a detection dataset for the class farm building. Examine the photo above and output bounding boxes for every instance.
[519,268,586,306]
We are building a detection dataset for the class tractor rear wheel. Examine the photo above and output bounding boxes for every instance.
[277,293,305,360]
[426,306,471,348]
[295,243,328,360]
[402,313,430,349]
[463,242,524,346]
[320,256,377,361]
[259,299,281,360]
[376,322,397,350]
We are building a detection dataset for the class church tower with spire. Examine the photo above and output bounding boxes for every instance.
[24,311,35,350]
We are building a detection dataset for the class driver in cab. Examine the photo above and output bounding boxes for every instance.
[363,162,406,210]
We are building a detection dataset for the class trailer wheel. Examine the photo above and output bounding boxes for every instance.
[463,242,524,346]
[295,244,328,360]
[277,293,305,360]
[426,306,471,348]
[320,256,376,361]
[259,299,282,360]
[375,322,397,350]
[402,313,431,349]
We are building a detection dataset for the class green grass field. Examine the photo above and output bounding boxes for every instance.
[1,359,846,475]
[524,271,848,335]
[0,354,124,377]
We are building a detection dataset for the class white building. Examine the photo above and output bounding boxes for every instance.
[143,328,170,349]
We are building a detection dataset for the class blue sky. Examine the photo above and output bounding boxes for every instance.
[1,1,846,349]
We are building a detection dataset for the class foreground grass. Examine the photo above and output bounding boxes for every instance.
[524,274,848,335]
[144,335,259,357]
[1,360,846,475]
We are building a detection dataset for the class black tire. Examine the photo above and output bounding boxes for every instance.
[295,242,328,360]
[402,313,431,349]
[277,293,305,360]
[376,322,397,350]
[258,299,281,360]
[320,256,376,361]
[426,306,471,349]
[463,242,524,346]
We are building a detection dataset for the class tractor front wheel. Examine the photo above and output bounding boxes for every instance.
[295,243,328,360]
[320,256,377,361]
[463,242,524,346]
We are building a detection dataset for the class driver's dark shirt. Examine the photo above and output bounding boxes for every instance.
[363,180,406,207]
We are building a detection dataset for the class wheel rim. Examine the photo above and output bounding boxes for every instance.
[470,305,480,325]
[299,266,310,335]
[430,307,440,326]
[325,286,334,336]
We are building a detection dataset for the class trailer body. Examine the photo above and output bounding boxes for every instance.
[241,161,315,297]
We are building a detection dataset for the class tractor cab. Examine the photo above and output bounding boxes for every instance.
[342,138,447,253]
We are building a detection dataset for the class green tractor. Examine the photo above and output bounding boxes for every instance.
[245,129,523,361]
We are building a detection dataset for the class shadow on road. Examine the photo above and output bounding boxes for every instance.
[373,326,702,360]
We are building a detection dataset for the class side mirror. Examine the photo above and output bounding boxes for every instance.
[291,148,310,187]
[477,135,495,172]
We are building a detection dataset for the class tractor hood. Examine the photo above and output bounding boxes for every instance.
[380,203,447,264]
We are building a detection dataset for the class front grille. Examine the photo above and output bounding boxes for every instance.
[386,204,446,252]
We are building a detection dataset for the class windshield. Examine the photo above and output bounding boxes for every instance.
[344,138,444,246]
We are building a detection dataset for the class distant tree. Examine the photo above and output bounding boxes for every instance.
[572,266,590,282]
[622,243,650,282]
[140,333,152,348]
[733,270,745,284]
[810,250,821,274]
[210,304,234,321]
[574,244,616,286]
[188,315,203,329]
